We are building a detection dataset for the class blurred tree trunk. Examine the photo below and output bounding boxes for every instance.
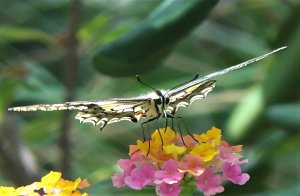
[58,0,81,178]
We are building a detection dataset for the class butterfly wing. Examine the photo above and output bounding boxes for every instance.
[8,97,152,130]
[165,47,288,114]
[165,80,216,114]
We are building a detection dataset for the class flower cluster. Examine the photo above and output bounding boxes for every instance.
[112,127,250,196]
[0,171,90,196]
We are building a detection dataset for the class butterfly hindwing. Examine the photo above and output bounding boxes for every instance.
[73,99,151,129]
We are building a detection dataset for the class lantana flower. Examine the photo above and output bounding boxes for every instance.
[0,171,90,196]
[112,127,250,196]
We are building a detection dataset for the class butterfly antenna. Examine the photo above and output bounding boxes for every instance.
[163,73,199,96]
[136,75,160,94]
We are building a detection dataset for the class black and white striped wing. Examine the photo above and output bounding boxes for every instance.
[8,98,152,130]
[165,80,216,114]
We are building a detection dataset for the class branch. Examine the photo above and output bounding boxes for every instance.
[58,0,81,178]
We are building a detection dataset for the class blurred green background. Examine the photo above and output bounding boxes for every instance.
[0,0,299,195]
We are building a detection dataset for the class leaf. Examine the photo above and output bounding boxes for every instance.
[93,0,219,77]
[0,26,51,43]
[226,85,268,142]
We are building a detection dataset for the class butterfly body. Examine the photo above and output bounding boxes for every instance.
[8,47,287,130]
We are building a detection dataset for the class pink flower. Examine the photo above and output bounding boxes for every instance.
[112,173,125,188]
[219,145,248,165]
[155,182,181,196]
[223,162,250,185]
[154,160,184,185]
[196,169,224,196]
[112,154,144,188]
[117,159,135,176]
[178,155,205,176]
[124,163,156,190]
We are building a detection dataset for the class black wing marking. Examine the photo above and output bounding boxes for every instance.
[8,98,152,130]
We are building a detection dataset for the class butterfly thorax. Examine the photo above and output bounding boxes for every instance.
[145,90,170,118]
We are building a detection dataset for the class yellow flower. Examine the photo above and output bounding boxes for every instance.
[190,143,219,162]
[136,128,177,162]
[137,139,159,157]
[0,171,89,196]
[57,178,81,193]
[0,187,15,195]
[164,144,187,160]
[15,183,39,195]
[137,139,173,163]
[39,171,62,193]
[148,128,176,149]
[194,127,221,146]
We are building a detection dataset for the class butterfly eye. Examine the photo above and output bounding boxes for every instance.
[165,97,170,104]
[154,98,162,105]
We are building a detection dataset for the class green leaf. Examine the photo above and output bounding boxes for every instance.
[226,85,265,141]
[0,26,51,43]
[93,0,219,77]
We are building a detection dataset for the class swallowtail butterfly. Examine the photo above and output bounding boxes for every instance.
[8,47,286,130]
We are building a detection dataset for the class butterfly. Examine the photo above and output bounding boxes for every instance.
[8,47,286,130]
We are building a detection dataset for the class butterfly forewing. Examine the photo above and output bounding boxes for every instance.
[166,80,216,114]
[8,98,152,130]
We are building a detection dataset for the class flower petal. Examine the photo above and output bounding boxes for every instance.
[125,163,156,190]
[112,173,125,188]
[196,169,224,196]
[154,160,183,185]
[155,182,181,196]
[223,163,250,185]
[178,155,205,176]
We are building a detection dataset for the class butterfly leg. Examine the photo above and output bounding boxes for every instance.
[164,114,187,147]
[177,122,187,147]
[164,113,187,146]
[166,114,198,143]
[157,126,164,150]
[130,149,140,156]
[146,121,151,156]
[141,123,146,142]
[171,117,175,130]
[141,114,161,156]
[177,116,198,142]
[163,111,169,132]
